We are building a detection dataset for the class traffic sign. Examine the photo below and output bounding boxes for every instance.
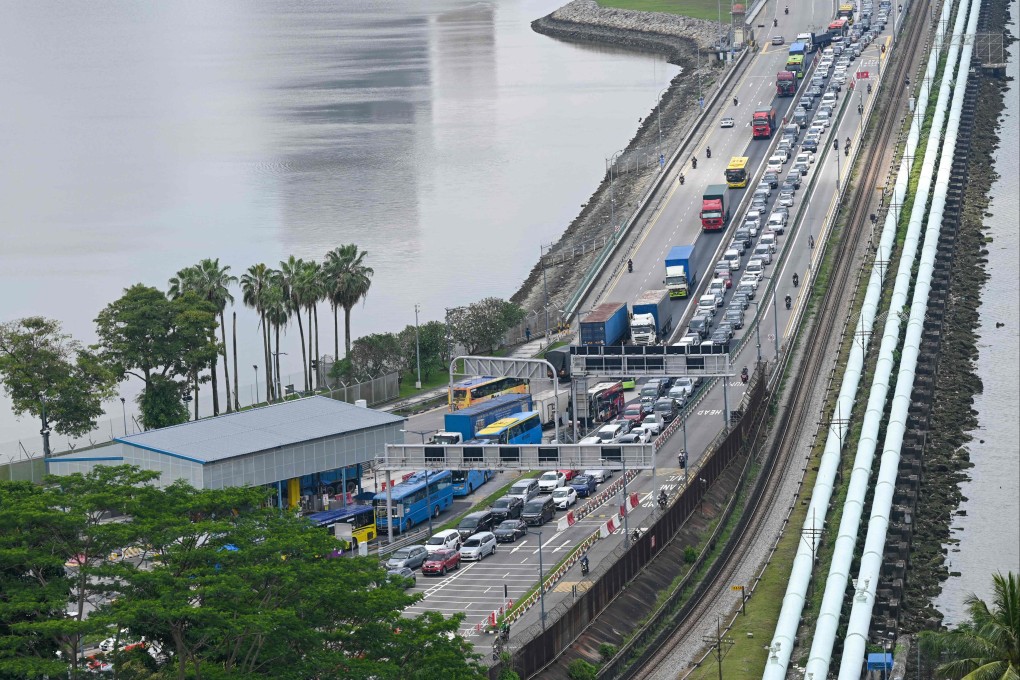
[857,71,870,79]
[731,585,745,591]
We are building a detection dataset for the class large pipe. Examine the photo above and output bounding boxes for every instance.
[837,0,983,674]
[760,0,954,674]
[803,0,972,673]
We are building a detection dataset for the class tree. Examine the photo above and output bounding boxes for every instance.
[350,333,403,380]
[449,298,526,354]
[323,245,374,359]
[396,320,448,381]
[240,264,276,402]
[919,572,1020,679]
[0,317,116,444]
[263,277,290,398]
[168,259,237,415]
[94,285,219,429]
[279,256,310,393]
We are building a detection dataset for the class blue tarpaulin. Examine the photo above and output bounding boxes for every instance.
[867,652,893,670]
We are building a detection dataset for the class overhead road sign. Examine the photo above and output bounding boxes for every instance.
[569,344,734,378]
[378,443,656,472]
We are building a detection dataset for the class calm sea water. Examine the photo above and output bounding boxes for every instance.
[0,0,678,443]
[933,11,1020,624]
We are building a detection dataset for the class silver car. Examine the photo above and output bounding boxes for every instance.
[386,545,428,570]
[459,532,497,561]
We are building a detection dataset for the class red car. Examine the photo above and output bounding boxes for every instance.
[621,403,646,423]
[421,548,460,576]
[558,469,579,481]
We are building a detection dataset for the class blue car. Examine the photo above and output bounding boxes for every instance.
[569,474,598,498]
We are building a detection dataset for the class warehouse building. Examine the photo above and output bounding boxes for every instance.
[46,396,404,509]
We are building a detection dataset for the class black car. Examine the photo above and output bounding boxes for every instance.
[711,330,730,346]
[653,398,679,423]
[734,228,752,248]
[762,171,779,189]
[493,519,528,543]
[807,85,824,98]
[802,137,819,153]
[457,510,495,540]
[688,315,711,339]
[490,495,524,521]
[724,309,744,329]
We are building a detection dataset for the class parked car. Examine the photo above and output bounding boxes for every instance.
[459,532,497,561]
[457,510,496,540]
[552,486,578,509]
[425,529,463,554]
[490,495,524,522]
[494,519,528,543]
[386,545,428,571]
[387,566,417,588]
[538,471,567,493]
[421,548,461,576]
[568,474,598,497]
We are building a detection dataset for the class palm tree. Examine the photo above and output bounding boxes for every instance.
[168,265,221,416]
[279,256,309,392]
[297,260,324,391]
[240,264,275,402]
[263,279,289,399]
[176,259,237,413]
[323,244,374,360]
[919,571,1020,679]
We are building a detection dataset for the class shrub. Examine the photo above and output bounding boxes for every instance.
[567,658,599,680]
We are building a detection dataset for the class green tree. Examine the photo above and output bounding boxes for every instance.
[279,256,311,393]
[168,259,237,415]
[263,276,290,398]
[240,263,276,402]
[323,244,374,359]
[94,285,219,429]
[397,320,448,381]
[449,298,526,354]
[350,333,403,380]
[0,317,116,445]
[919,572,1020,680]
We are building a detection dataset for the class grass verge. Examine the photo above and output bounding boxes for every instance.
[595,0,726,21]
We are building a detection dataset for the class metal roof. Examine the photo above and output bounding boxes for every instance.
[114,396,404,464]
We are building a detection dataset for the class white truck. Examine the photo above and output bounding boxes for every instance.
[630,289,673,345]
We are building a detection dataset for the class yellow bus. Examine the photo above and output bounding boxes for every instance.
[725,156,750,188]
[308,504,377,549]
[449,376,529,410]
[837,3,855,23]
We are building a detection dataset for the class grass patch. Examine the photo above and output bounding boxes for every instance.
[595,0,726,21]
[396,372,450,400]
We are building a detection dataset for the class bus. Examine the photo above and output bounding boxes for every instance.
[307,504,377,548]
[786,54,806,78]
[373,469,454,533]
[828,18,850,37]
[837,3,855,23]
[472,412,542,445]
[451,469,494,496]
[725,157,750,188]
[449,376,529,410]
[587,381,626,423]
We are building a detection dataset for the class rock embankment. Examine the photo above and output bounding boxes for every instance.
[511,1,724,321]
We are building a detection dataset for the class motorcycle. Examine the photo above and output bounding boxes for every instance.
[678,450,688,469]
[774,17,778,26]
[785,4,789,13]
[692,157,698,169]
[792,272,799,287]
[868,83,873,94]
[657,491,668,509]
[733,96,739,106]
[785,294,792,310]
[580,555,590,576]
[706,146,712,159]
[678,173,685,185]
[740,366,749,384]
[628,259,634,273]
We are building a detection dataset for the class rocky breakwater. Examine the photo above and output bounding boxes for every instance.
[511,1,724,325]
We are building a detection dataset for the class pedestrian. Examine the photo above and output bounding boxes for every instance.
[525,326,531,342]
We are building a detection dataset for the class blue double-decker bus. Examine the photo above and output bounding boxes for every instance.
[471,411,542,445]
[451,469,494,496]
[373,469,454,534]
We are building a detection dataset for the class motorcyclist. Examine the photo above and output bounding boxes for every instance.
[658,490,668,507]
[706,146,712,159]
[741,366,749,383]
[846,136,851,148]
[632,528,641,542]
[679,173,686,185]
[809,234,815,249]
[785,4,789,13]
[733,96,739,106]
[628,259,634,273]
[692,156,698,169]
[774,17,779,26]
[679,449,687,468]
[868,83,873,94]
[785,294,792,309]
[792,272,800,287]
[580,555,590,575]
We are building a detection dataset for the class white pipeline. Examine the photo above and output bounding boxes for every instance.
[803,0,971,673]
[837,0,983,674]
[760,0,954,674]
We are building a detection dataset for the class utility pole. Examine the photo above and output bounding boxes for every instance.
[414,304,422,389]
[701,617,735,680]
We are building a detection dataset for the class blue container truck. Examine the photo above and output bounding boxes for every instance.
[664,245,696,298]
[435,393,533,444]
[579,302,629,346]
[630,289,673,345]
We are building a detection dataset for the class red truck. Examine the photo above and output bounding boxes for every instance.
[752,106,778,138]
[700,184,730,231]
[776,71,797,97]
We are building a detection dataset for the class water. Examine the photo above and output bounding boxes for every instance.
[933,11,1020,625]
[0,0,678,443]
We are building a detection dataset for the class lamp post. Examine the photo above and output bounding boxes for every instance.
[682,415,689,488]
[120,397,128,437]
[252,364,259,405]
[271,351,287,401]
[656,86,669,161]
[414,304,422,390]
[700,477,709,516]
[608,149,625,230]
[38,393,52,459]
[527,529,547,631]
[749,300,764,363]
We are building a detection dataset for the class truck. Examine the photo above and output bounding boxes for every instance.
[435,393,533,444]
[544,346,571,383]
[531,389,569,427]
[630,289,673,345]
[700,184,730,231]
[752,106,778,139]
[664,244,696,299]
[579,302,629,346]
[788,41,807,58]
[796,32,816,51]
[777,70,798,96]
[812,32,833,51]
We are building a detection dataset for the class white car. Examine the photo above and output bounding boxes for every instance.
[766,156,784,173]
[795,152,814,166]
[584,469,611,483]
[578,435,601,445]
[774,148,790,163]
[767,212,787,234]
[815,110,832,128]
[778,191,795,208]
[697,295,718,315]
[744,209,763,229]
[538,470,566,493]
[640,414,663,435]
[459,532,497,561]
[752,244,773,263]
[708,280,726,300]
[671,377,695,396]
[552,486,577,509]
[808,124,826,137]
[625,426,654,443]
[760,232,778,251]
[720,116,735,128]
[425,529,462,554]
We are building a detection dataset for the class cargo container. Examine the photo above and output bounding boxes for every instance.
[579,302,629,346]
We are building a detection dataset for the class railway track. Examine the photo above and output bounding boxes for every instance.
[624,5,934,677]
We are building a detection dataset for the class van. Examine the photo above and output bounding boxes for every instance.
[793,108,810,128]
[596,422,626,443]
[745,259,765,278]
[457,510,495,540]
[722,249,741,271]
[760,232,778,252]
[425,529,463,554]
[521,496,556,526]
[507,478,539,503]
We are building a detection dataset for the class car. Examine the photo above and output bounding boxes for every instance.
[802,136,819,153]
[720,116,735,127]
[707,280,726,301]
[628,425,656,442]
[744,209,763,229]
[578,435,602,445]
[762,171,779,188]
[459,532,497,561]
[584,469,611,483]
[760,232,778,252]
[767,212,787,234]
[771,35,785,45]
[538,470,567,493]
[552,486,578,509]
[666,385,688,404]
[490,495,525,521]
[734,227,752,247]
[717,320,735,338]
[774,148,790,163]
[493,519,528,543]
[766,155,784,173]
[753,243,773,263]
[753,186,771,203]
[386,545,428,570]
[724,308,744,329]
[697,295,718,316]
[596,422,627,443]
[569,474,598,496]
[457,510,496,539]
[610,418,634,435]
[807,85,824,98]
[815,110,832,128]
[421,548,461,576]
[639,396,656,415]
[688,316,710,340]
[641,413,664,435]
[795,152,814,166]
[387,566,417,587]
[653,398,679,423]
[639,378,670,399]
[778,190,795,207]
[676,333,700,350]
[622,403,645,423]
[709,331,730,346]
[732,292,751,310]
[723,248,741,271]
[799,96,814,110]
[792,108,810,128]
[776,140,794,158]
[728,237,747,256]
[425,528,463,553]
[736,282,756,300]
[751,195,769,212]
[780,178,797,194]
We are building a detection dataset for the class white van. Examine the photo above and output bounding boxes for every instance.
[723,249,741,271]
[596,423,626,443]
[425,529,462,554]
[760,232,778,252]
[507,478,539,502]
[745,258,765,278]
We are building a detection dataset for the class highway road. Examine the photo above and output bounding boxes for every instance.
[391,2,893,654]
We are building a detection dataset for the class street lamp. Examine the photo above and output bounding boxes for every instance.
[271,351,287,400]
[749,300,764,363]
[527,529,547,631]
[656,86,669,161]
[414,304,422,390]
[252,364,259,405]
[700,477,709,516]
[38,393,52,459]
[120,397,128,437]
[759,275,781,358]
